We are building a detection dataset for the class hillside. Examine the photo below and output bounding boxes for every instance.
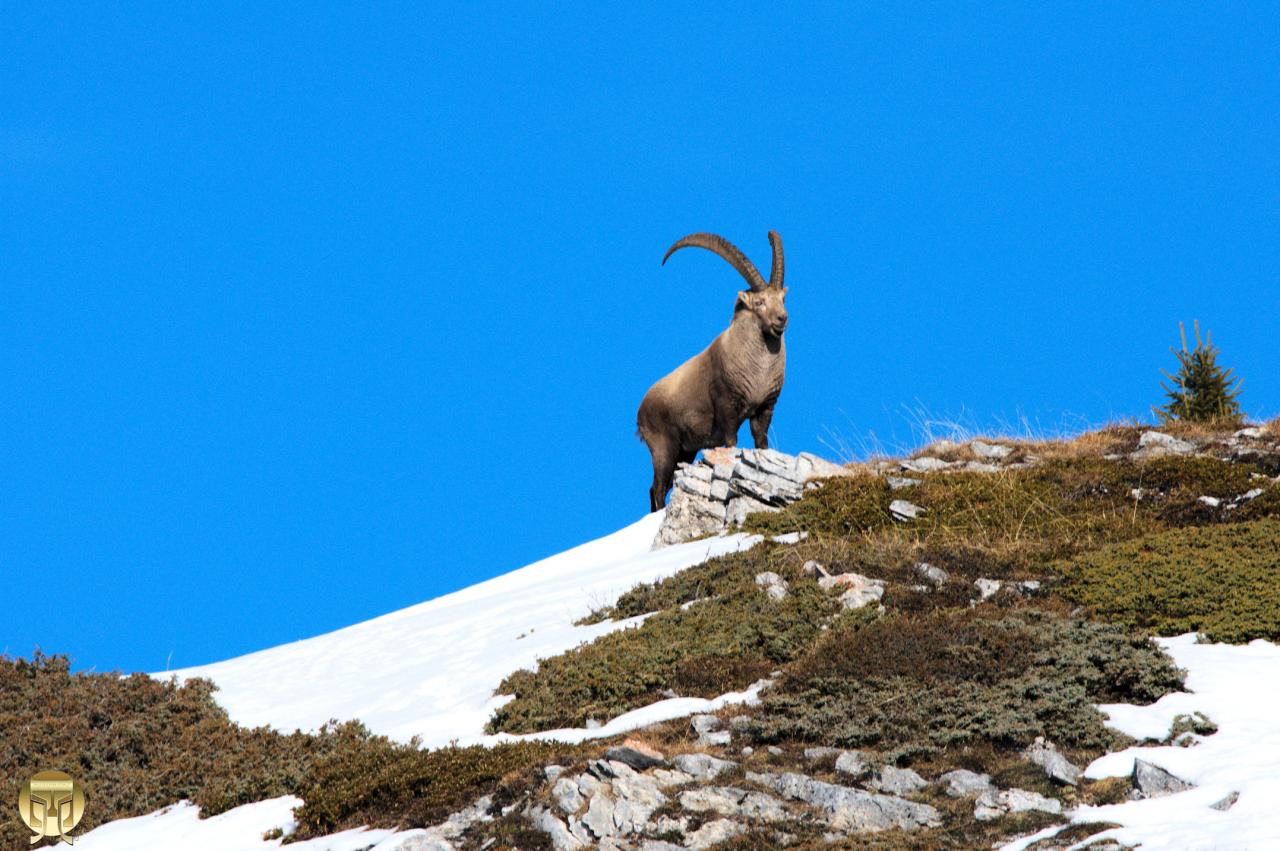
[6,422,1280,850]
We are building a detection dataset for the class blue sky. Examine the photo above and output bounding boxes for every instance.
[3,4,1277,673]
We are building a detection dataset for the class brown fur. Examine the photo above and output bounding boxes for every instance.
[637,232,789,511]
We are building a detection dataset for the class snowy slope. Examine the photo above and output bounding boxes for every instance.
[1004,635,1280,851]
[165,511,768,747]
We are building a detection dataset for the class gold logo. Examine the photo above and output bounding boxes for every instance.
[17,771,85,846]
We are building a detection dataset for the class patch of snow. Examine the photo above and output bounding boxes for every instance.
[75,796,406,851]
[1002,633,1280,851]
[165,511,767,748]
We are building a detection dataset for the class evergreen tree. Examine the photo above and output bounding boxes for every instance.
[1158,320,1243,424]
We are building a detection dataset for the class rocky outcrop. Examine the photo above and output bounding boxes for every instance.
[655,448,849,547]
[745,770,942,833]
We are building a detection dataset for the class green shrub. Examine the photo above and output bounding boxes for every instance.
[1059,518,1280,643]
[487,544,845,734]
[1158,321,1243,424]
[750,609,1182,762]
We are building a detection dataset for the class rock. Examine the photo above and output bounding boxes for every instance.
[729,715,752,730]
[869,765,928,796]
[746,771,942,832]
[974,578,1002,601]
[819,572,886,609]
[678,786,788,822]
[890,499,926,521]
[1198,495,1222,508]
[755,571,789,601]
[767,746,783,756]
[656,448,849,546]
[834,750,869,778]
[964,461,1001,473]
[741,746,754,756]
[801,560,830,578]
[1138,431,1197,456]
[804,746,842,761]
[683,818,743,850]
[672,752,737,780]
[605,740,668,771]
[971,440,1014,460]
[691,714,722,735]
[544,765,565,781]
[937,769,993,797]
[1022,738,1081,786]
[1235,427,1264,439]
[915,563,948,586]
[553,777,585,814]
[1210,790,1239,811]
[650,768,695,788]
[973,788,1062,821]
[530,806,587,850]
[1132,758,1193,798]
[901,456,951,473]
[697,730,731,747]
[886,476,921,490]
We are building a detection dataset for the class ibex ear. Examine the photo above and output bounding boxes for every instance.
[736,291,753,309]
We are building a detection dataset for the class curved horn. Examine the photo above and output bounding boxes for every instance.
[767,230,784,288]
[662,232,767,292]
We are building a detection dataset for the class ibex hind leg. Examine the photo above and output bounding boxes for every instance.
[648,438,678,513]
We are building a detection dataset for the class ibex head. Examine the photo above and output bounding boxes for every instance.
[663,231,788,338]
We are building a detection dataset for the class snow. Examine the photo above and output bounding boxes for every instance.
[1003,634,1280,851]
[164,511,768,747]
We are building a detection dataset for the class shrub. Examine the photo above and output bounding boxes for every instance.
[1158,320,1243,424]
[1058,518,1280,643]
[487,543,845,734]
[750,609,1182,762]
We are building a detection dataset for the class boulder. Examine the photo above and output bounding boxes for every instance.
[937,769,993,798]
[1132,758,1193,798]
[868,765,928,796]
[1137,431,1196,456]
[1022,738,1081,786]
[672,752,737,780]
[746,771,941,832]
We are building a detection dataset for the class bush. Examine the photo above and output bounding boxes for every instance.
[1059,518,1280,643]
[750,609,1182,762]
[487,543,845,734]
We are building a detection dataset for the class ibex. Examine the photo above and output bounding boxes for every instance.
[637,231,788,512]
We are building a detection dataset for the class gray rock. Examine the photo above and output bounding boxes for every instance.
[672,752,738,780]
[755,571,789,601]
[869,765,928,796]
[553,777,585,814]
[1235,427,1265,440]
[886,476,921,490]
[1138,431,1196,456]
[803,746,842,761]
[650,768,695,788]
[971,440,1014,460]
[963,461,1001,473]
[937,769,993,797]
[605,741,668,771]
[1133,758,1193,798]
[530,806,587,850]
[915,563,949,586]
[543,765,565,781]
[901,456,951,473]
[684,818,744,850]
[833,750,869,778]
[819,572,886,609]
[1198,495,1222,508]
[767,746,784,756]
[729,714,753,730]
[746,771,942,832]
[890,499,926,521]
[974,578,1003,601]
[801,559,830,578]
[973,788,1062,821]
[678,786,788,822]
[691,714,722,735]
[1210,790,1239,811]
[697,730,731,748]
[1023,738,1081,786]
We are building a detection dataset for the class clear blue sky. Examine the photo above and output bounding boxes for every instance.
[4,4,1277,673]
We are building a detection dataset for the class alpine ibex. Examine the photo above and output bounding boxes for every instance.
[637,231,788,512]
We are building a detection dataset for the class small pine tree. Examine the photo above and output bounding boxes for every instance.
[1157,320,1243,424]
